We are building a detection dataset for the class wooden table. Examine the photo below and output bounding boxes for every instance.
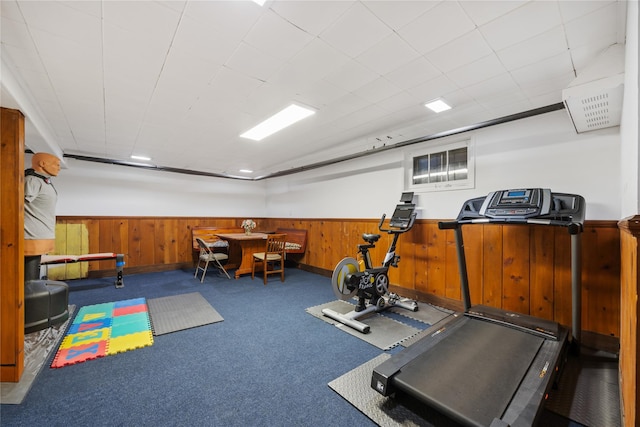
[215,233,269,279]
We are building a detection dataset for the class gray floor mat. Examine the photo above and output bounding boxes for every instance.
[148,292,223,336]
[306,300,421,350]
[545,349,621,427]
[328,353,459,427]
[1,305,75,404]
[387,301,453,325]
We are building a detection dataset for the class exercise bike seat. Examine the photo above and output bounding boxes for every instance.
[362,233,381,244]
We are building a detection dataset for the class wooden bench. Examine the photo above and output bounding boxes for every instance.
[275,228,307,255]
[41,253,126,288]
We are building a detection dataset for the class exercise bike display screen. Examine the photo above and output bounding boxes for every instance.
[389,204,415,228]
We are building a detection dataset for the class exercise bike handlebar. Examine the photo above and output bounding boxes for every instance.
[379,212,417,234]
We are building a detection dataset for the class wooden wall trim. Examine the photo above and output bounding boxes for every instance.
[50,216,621,341]
[618,218,639,427]
[618,215,640,236]
[0,108,25,382]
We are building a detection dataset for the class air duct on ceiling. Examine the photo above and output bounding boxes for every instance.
[562,44,625,133]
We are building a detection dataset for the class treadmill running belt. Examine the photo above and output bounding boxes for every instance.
[393,318,544,427]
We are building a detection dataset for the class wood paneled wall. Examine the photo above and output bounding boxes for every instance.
[618,216,640,427]
[1,108,25,382]
[56,216,621,338]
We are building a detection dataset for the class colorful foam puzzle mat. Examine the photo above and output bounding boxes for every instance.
[51,298,153,368]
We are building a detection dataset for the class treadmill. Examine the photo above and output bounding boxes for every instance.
[371,189,585,427]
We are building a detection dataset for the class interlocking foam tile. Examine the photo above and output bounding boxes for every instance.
[107,331,154,355]
[111,313,151,337]
[73,302,114,324]
[68,317,112,334]
[60,328,111,349]
[51,298,153,368]
[51,340,108,368]
[113,303,147,317]
[114,298,146,308]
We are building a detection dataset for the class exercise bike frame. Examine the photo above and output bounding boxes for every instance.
[322,207,418,333]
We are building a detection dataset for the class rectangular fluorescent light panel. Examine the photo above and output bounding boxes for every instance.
[240,104,315,141]
[131,155,151,161]
[425,99,451,113]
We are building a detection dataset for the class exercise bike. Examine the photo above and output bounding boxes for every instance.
[322,192,418,333]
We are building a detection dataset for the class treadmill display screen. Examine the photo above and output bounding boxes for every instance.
[479,188,551,219]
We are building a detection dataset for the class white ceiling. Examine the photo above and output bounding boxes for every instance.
[1,0,628,179]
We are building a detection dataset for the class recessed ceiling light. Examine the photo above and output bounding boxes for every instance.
[130,155,151,161]
[425,99,452,113]
[240,104,315,141]
[239,169,253,173]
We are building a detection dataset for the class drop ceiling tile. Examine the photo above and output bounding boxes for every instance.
[459,0,528,26]
[352,76,402,104]
[519,72,574,99]
[447,54,507,88]
[384,57,441,91]
[438,89,475,112]
[511,51,575,88]
[241,83,294,117]
[225,42,284,82]
[171,15,238,65]
[564,2,621,49]
[159,49,220,90]
[363,0,439,31]
[425,30,493,73]
[270,0,352,36]
[463,72,519,102]
[1,16,33,50]
[320,1,392,58]
[356,32,421,76]
[323,59,379,93]
[18,1,102,46]
[294,80,349,109]
[397,1,475,54]
[479,1,562,51]
[244,9,314,62]
[569,40,619,74]
[268,38,351,88]
[103,1,181,44]
[558,0,616,22]
[477,88,529,111]
[184,0,262,41]
[205,66,264,107]
[497,26,568,71]
[0,0,24,21]
[375,91,418,114]
[409,75,459,105]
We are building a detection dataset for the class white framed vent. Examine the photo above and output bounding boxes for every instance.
[562,44,625,134]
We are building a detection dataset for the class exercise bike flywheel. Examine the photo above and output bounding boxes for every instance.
[331,257,359,301]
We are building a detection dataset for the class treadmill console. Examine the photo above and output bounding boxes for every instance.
[479,188,551,219]
[453,188,585,230]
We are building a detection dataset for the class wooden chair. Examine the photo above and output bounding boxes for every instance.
[194,237,230,282]
[251,233,286,285]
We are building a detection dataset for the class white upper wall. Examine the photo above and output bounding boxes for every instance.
[620,0,639,218]
[37,107,620,221]
[31,156,265,217]
[266,109,620,220]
